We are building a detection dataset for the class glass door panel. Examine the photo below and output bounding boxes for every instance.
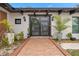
[31,16,40,35]
[40,16,49,35]
[30,16,50,36]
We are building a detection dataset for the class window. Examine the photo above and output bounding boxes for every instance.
[15,19,21,24]
[72,17,79,33]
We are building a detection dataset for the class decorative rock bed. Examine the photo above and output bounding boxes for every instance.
[0,41,23,56]
[60,43,79,49]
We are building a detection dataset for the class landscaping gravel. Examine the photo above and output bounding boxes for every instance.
[60,43,79,49]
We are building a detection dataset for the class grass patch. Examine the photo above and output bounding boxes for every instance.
[54,39,79,44]
[67,49,79,56]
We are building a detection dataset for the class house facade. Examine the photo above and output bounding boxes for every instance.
[0,3,79,39]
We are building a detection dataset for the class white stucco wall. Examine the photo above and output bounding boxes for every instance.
[0,6,29,38]
[1,6,79,39]
[60,12,72,39]
[11,13,30,38]
[51,12,58,38]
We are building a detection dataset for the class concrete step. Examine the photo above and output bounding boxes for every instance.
[30,36,51,39]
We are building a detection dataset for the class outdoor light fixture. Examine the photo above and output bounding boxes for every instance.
[23,16,26,21]
[20,10,24,15]
[19,10,26,21]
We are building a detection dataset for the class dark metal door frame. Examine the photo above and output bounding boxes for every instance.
[29,15,51,36]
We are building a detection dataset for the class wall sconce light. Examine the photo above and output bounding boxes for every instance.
[20,10,24,15]
[23,16,26,21]
[20,10,26,21]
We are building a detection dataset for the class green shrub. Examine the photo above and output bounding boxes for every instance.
[2,36,9,47]
[53,38,58,41]
[17,32,24,41]
[14,34,18,42]
[66,33,72,39]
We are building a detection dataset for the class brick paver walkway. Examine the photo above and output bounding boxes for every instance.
[17,37,64,56]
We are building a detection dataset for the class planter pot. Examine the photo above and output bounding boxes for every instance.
[70,37,76,41]
[6,33,14,44]
[57,32,62,40]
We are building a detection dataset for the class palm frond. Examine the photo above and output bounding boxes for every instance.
[53,16,70,32]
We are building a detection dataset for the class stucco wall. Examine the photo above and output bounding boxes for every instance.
[11,13,30,38]
[0,6,79,39]
[0,6,29,38]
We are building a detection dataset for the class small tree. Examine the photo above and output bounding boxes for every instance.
[0,19,14,44]
[0,19,13,33]
[53,16,70,40]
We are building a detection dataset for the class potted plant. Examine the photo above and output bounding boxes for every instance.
[16,32,24,41]
[66,33,76,40]
[0,19,14,44]
[2,35,9,47]
[53,16,70,40]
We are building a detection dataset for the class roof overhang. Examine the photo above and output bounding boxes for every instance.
[0,3,79,14]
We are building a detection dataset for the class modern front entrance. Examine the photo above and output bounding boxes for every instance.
[30,15,51,36]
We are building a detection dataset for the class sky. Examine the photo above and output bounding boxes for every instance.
[10,3,79,8]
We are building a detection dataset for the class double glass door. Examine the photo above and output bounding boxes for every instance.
[30,16,50,36]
